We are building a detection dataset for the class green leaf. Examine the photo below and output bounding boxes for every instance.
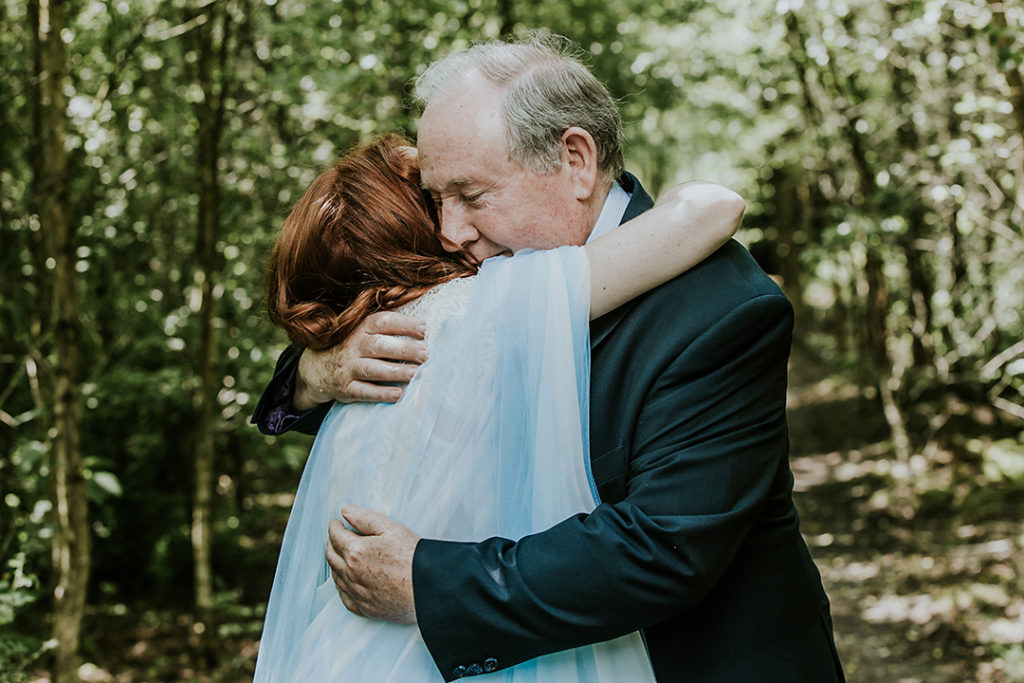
[91,471,124,497]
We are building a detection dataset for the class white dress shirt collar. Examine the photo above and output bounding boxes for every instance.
[586,180,632,244]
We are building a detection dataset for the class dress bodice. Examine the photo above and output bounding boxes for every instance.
[397,275,477,343]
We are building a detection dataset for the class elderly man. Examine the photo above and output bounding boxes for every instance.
[252,36,844,682]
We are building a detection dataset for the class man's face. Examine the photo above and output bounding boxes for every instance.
[417,76,591,263]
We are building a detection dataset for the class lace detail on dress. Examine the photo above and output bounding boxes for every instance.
[397,275,476,342]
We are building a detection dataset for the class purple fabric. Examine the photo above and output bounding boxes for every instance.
[263,361,303,435]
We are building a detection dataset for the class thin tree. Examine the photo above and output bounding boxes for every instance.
[30,0,89,680]
[190,0,229,662]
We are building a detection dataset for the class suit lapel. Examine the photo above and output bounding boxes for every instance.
[617,172,654,222]
[590,172,654,349]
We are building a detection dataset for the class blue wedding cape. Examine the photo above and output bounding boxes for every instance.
[254,247,653,682]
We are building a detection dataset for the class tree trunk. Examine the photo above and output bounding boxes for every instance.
[191,3,227,662]
[769,166,806,325]
[33,1,90,680]
[27,0,53,345]
[989,0,1024,229]
[804,8,914,460]
[983,1,1020,335]
[886,5,935,370]
[865,245,911,463]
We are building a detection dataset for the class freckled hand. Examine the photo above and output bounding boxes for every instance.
[325,504,419,624]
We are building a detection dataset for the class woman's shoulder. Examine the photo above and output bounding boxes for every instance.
[397,275,477,339]
[400,247,586,340]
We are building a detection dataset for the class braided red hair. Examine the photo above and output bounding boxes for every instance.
[267,134,476,350]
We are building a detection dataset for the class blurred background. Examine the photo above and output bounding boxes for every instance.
[2,0,1023,681]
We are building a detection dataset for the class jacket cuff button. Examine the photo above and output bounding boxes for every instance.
[483,658,499,672]
[451,664,467,678]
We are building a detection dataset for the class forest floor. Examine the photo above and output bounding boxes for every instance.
[786,344,1024,683]
[19,347,1024,683]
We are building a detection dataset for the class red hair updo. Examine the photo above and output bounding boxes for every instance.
[267,134,476,350]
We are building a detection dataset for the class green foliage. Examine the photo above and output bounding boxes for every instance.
[980,438,1024,483]
[1,0,1023,678]
[0,553,39,626]
[0,552,45,682]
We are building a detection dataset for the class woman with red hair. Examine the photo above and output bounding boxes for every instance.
[255,133,744,682]
[266,134,476,354]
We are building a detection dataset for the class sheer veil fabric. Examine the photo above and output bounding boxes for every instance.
[254,247,654,682]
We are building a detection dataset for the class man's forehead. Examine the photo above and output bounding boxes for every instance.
[417,138,485,190]
[419,90,505,149]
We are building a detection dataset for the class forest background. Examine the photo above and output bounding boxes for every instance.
[2,0,1024,681]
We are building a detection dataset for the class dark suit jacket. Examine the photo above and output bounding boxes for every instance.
[252,174,844,682]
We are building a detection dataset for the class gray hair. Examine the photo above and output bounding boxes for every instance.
[413,33,624,181]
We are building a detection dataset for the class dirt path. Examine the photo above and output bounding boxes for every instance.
[787,345,1024,683]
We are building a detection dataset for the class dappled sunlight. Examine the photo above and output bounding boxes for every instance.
[862,592,957,626]
[790,443,895,489]
[789,343,1024,682]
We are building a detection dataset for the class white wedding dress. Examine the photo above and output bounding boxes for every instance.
[254,247,654,682]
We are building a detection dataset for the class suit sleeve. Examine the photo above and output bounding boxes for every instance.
[250,344,330,436]
[413,291,794,680]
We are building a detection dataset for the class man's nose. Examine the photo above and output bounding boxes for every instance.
[438,205,479,252]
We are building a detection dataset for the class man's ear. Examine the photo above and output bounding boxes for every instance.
[561,127,600,201]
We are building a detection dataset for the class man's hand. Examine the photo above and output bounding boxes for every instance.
[326,504,419,624]
[294,311,428,409]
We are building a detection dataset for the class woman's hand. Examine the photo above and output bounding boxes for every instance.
[293,311,429,408]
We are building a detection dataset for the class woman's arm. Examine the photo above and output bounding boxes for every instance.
[585,182,744,320]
